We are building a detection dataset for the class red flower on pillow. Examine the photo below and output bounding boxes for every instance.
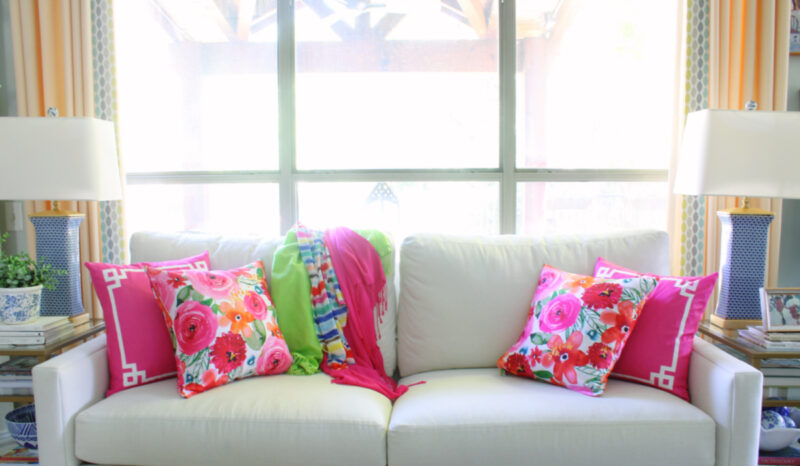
[166,271,187,288]
[582,283,623,309]
[244,291,268,320]
[587,342,614,369]
[176,356,186,385]
[174,301,218,355]
[504,353,533,377]
[256,336,292,375]
[211,332,247,374]
[542,331,588,384]
[538,294,581,333]
[601,300,635,350]
[529,346,543,366]
[185,369,229,396]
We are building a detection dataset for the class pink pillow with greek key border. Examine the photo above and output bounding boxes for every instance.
[86,252,209,397]
[593,257,717,401]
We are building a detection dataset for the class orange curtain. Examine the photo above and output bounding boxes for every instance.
[704,0,791,316]
[9,0,102,319]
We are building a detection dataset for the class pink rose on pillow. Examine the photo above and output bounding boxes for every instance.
[188,271,237,299]
[256,336,292,375]
[534,266,565,301]
[149,272,178,311]
[174,301,218,355]
[244,291,269,320]
[538,294,581,333]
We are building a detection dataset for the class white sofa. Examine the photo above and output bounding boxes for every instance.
[33,230,762,466]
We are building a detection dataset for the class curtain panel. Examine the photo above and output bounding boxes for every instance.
[674,0,791,319]
[8,0,126,320]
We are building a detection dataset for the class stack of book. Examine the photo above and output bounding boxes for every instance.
[736,326,800,399]
[0,356,37,396]
[713,334,800,400]
[739,326,800,350]
[0,316,73,346]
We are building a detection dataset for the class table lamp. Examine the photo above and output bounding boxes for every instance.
[0,116,122,317]
[674,106,800,329]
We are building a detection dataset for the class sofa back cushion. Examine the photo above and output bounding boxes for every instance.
[397,230,669,377]
[130,231,398,376]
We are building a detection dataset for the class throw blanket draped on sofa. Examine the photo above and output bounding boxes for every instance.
[272,225,411,399]
[323,227,409,400]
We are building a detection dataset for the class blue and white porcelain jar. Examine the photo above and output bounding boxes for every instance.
[0,285,42,324]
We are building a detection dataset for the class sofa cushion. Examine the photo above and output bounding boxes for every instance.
[397,231,669,377]
[75,375,392,466]
[497,264,658,396]
[131,231,398,377]
[388,368,715,466]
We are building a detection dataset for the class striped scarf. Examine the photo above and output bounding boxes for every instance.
[295,224,354,368]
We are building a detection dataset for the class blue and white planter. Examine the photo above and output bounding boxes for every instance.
[0,285,42,324]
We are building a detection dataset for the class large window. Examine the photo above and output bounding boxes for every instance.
[116,0,679,239]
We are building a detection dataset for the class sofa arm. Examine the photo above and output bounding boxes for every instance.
[32,334,109,466]
[689,336,763,466]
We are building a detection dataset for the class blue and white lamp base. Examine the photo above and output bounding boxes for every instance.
[710,209,774,329]
[29,213,85,317]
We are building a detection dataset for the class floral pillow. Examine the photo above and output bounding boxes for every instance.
[148,261,292,398]
[498,264,658,396]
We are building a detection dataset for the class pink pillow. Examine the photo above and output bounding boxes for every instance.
[593,257,717,401]
[86,252,209,397]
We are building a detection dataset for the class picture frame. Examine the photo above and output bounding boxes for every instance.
[760,287,800,331]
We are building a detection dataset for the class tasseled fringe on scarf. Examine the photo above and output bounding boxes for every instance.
[375,284,388,340]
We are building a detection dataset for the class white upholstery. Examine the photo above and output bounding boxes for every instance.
[75,375,392,466]
[689,337,763,466]
[397,230,669,377]
[388,368,715,466]
[32,334,108,466]
[130,230,397,377]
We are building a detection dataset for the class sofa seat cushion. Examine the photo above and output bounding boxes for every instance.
[388,368,715,466]
[75,374,392,466]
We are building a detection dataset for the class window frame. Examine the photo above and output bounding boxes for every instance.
[124,0,669,235]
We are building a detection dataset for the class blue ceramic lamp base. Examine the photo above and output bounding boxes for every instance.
[29,213,85,317]
[710,210,774,329]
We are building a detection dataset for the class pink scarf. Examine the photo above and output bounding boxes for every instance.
[322,227,413,401]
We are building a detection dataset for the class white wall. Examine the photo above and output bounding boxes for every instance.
[778,55,800,287]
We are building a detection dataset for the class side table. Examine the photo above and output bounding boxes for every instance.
[697,321,800,407]
[0,320,105,404]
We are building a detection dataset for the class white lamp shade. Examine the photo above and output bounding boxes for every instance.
[674,109,800,199]
[0,117,122,201]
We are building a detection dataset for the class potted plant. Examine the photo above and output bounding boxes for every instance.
[0,233,65,324]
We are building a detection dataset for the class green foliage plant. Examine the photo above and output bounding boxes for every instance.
[0,233,65,290]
